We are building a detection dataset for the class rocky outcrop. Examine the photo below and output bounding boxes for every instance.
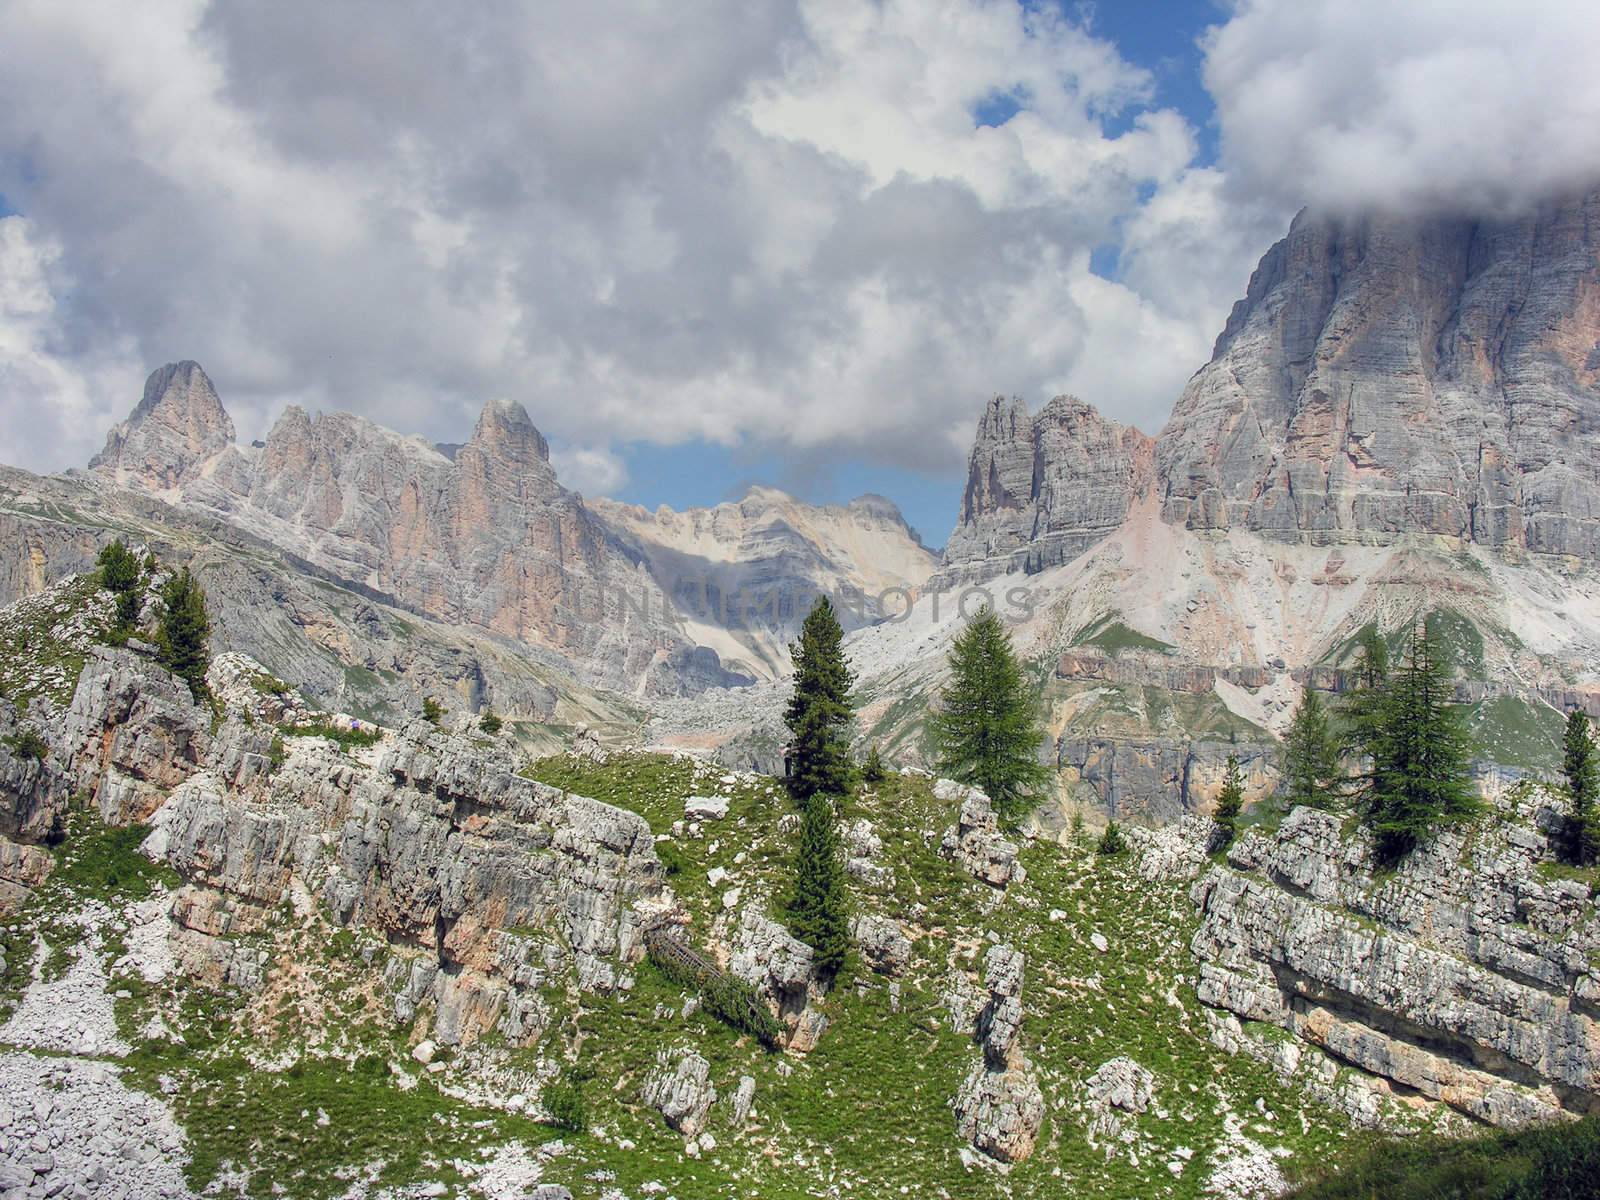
[1159,192,1600,555]
[953,943,1044,1163]
[90,361,235,492]
[1189,798,1600,1127]
[1083,1056,1156,1151]
[850,913,910,976]
[58,646,212,825]
[937,780,1023,888]
[642,1050,717,1137]
[41,645,669,1046]
[942,396,1154,579]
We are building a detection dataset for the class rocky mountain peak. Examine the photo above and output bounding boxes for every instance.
[90,361,235,490]
[942,394,1153,579]
[468,398,551,468]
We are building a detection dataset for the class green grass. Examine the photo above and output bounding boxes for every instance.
[1072,613,1177,656]
[1286,1116,1600,1199]
[281,720,383,752]
[1465,696,1566,774]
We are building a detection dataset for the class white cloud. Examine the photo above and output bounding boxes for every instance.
[0,217,142,470]
[549,444,628,497]
[11,0,1589,493]
[0,0,1239,484]
[1203,0,1600,216]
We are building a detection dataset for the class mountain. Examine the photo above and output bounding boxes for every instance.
[79,364,936,695]
[593,487,939,678]
[746,189,1600,819]
[1158,192,1600,552]
[940,395,1153,581]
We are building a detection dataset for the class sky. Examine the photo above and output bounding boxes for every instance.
[3,1,1599,547]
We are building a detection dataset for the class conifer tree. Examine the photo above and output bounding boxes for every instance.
[786,792,850,975]
[1360,619,1477,864]
[1563,709,1600,866]
[930,606,1047,825]
[1096,821,1127,856]
[156,568,211,701]
[861,744,886,784]
[784,596,855,803]
[96,540,143,637]
[1214,754,1245,846]
[1341,626,1391,802]
[1280,685,1342,810]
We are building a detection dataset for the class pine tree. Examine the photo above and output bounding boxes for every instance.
[1361,619,1477,865]
[784,596,856,804]
[156,568,211,701]
[930,606,1048,825]
[423,696,446,726]
[96,540,143,637]
[1563,709,1600,867]
[1341,625,1391,803]
[1096,821,1127,856]
[786,792,850,975]
[1214,754,1245,846]
[861,744,886,784]
[480,710,503,736]
[1280,685,1342,810]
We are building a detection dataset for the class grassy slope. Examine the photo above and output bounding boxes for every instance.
[2,755,1361,1199]
[1286,1116,1600,1200]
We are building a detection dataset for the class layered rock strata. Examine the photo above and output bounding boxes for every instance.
[1189,798,1600,1127]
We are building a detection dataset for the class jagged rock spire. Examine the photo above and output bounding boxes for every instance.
[90,361,234,490]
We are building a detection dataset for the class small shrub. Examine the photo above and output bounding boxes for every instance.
[646,936,784,1048]
[542,1069,587,1133]
[1097,821,1127,856]
[7,727,48,762]
[479,710,503,735]
[422,696,445,726]
[281,721,381,752]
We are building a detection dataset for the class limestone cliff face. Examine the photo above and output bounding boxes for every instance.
[941,395,1153,580]
[90,362,235,491]
[82,368,936,693]
[1184,794,1600,1128]
[1158,192,1600,553]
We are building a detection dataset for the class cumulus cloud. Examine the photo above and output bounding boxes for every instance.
[5,0,1590,497]
[0,217,142,470]
[1203,0,1600,216]
[0,0,1232,485]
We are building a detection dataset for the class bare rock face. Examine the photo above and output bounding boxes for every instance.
[78,365,933,696]
[594,486,938,678]
[942,395,1154,579]
[44,644,667,1047]
[1191,799,1600,1127]
[1158,192,1600,555]
[642,1050,717,1137]
[936,780,1022,888]
[91,362,235,491]
[953,943,1044,1163]
[59,647,212,825]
